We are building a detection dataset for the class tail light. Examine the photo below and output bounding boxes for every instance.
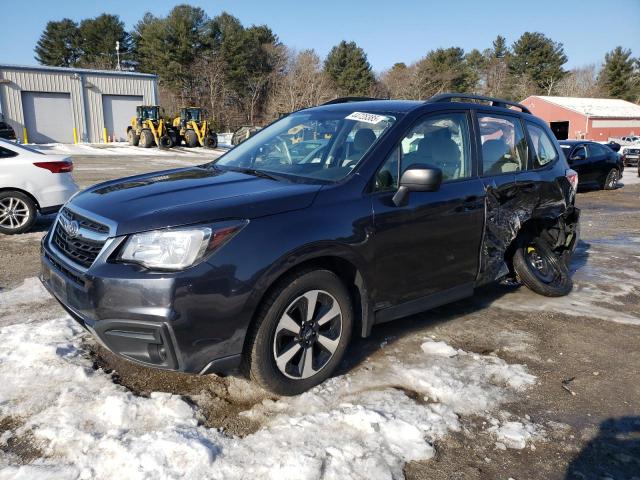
[33,160,73,173]
[565,168,578,191]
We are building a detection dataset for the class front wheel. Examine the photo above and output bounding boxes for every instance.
[0,191,37,235]
[245,270,353,395]
[513,237,573,297]
[603,168,619,190]
[127,129,139,146]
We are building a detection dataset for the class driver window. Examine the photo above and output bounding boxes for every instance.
[375,112,471,191]
[478,114,527,175]
[572,145,586,159]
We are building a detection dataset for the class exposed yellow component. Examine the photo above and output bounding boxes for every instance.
[22,127,28,144]
[73,127,78,144]
[103,127,108,143]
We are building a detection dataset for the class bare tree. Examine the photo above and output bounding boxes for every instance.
[556,65,601,97]
[267,48,334,117]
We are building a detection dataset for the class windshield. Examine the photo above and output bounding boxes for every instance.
[212,109,397,182]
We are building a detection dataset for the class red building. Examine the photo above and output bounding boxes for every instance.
[521,96,640,141]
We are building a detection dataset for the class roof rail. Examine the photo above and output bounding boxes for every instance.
[427,93,531,114]
[322,97,379,105]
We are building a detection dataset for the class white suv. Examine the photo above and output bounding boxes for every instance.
[0,139,79,234]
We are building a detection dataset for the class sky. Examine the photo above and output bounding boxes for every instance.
[1,0,639,73]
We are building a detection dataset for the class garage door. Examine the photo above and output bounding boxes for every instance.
[22,92,73,144]
[103,95,143,142]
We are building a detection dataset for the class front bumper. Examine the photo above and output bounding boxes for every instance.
[624,155,639,167]
[40,230,248,375]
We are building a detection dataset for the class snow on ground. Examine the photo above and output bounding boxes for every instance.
[29,140,231,157]
[0,282,538,480]
[491,235,640,326]
[0,277,53,328]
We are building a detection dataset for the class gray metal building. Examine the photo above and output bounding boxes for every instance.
[0,64,157,144]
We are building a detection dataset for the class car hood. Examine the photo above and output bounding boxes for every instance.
[69,166,322,236]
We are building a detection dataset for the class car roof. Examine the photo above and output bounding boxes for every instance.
[559,140,588,145]
[302,99,424,115]
[300,98,539,119]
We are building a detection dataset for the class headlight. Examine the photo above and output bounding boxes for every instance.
[118,221,247,271]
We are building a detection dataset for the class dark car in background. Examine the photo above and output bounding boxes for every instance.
[41,94,580,395]
[0,115,16,141]
[560,140,624,190]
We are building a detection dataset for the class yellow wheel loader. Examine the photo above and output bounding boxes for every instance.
[172,107,218,148]
[127,106,177,149]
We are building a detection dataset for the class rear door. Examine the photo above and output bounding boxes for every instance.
[371,110,485,307]
[586,143,611,183]
[475,111,528,282]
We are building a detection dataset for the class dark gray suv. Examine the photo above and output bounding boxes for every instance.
[41,94,580,395]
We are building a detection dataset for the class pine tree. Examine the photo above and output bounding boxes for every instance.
[324,41,375,96]
[133,6,210,94]
[509,32,567,95]
[598,47,636,100]
[77,14,130,69]
[492,35,508,59]
[34,19,79,67]
[414,47,476,98]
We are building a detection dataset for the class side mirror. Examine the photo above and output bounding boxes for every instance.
[392,164,443,207]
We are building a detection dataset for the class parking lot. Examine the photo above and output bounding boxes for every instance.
[0,153,639,479]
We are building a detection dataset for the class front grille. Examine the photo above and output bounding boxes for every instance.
[627,149,639,155]
[61,207,109,234]
[52,224,105,268]
[52,209,110,269]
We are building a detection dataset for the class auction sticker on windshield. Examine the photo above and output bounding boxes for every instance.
[345,112,390,124]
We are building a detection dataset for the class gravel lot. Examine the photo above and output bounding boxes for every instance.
[0,154,638,479]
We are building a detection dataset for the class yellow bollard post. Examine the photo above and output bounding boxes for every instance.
[73,127,78,144]
[103,127,108,143]
[22,127,28,144]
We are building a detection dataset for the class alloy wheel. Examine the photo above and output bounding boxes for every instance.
[0,197,30,230]
[272,289,342,380]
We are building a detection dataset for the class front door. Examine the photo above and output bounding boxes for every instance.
[370,111,485,308]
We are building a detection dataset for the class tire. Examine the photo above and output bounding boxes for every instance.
[127,129,139,147]
[139,129,154,148]
[169,130,180,147]
[159,135,174,149]
[184,130,199,148]
[0,191,37,235]
[513,236,573,297]
[204,134,218,149]
[245,269,353,395]
[602,168,619,190]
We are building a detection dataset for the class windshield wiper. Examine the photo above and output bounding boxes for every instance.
[224,166,281,181]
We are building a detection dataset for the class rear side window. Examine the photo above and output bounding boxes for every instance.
[527,123,559,168]
[478,114,527,175]
[0,146,17,158]
[587,143,608,156]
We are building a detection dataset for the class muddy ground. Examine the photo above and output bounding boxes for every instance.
[0,155,638,479]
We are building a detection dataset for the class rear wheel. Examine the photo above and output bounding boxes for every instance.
[159,134,174,149]
[127,129,139,146]
[139,129,154,148]
[602,168,619,190]
[245,269,353,395]
[0,191,37,235]
[184,129,199,148]
[513,236,572,297]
